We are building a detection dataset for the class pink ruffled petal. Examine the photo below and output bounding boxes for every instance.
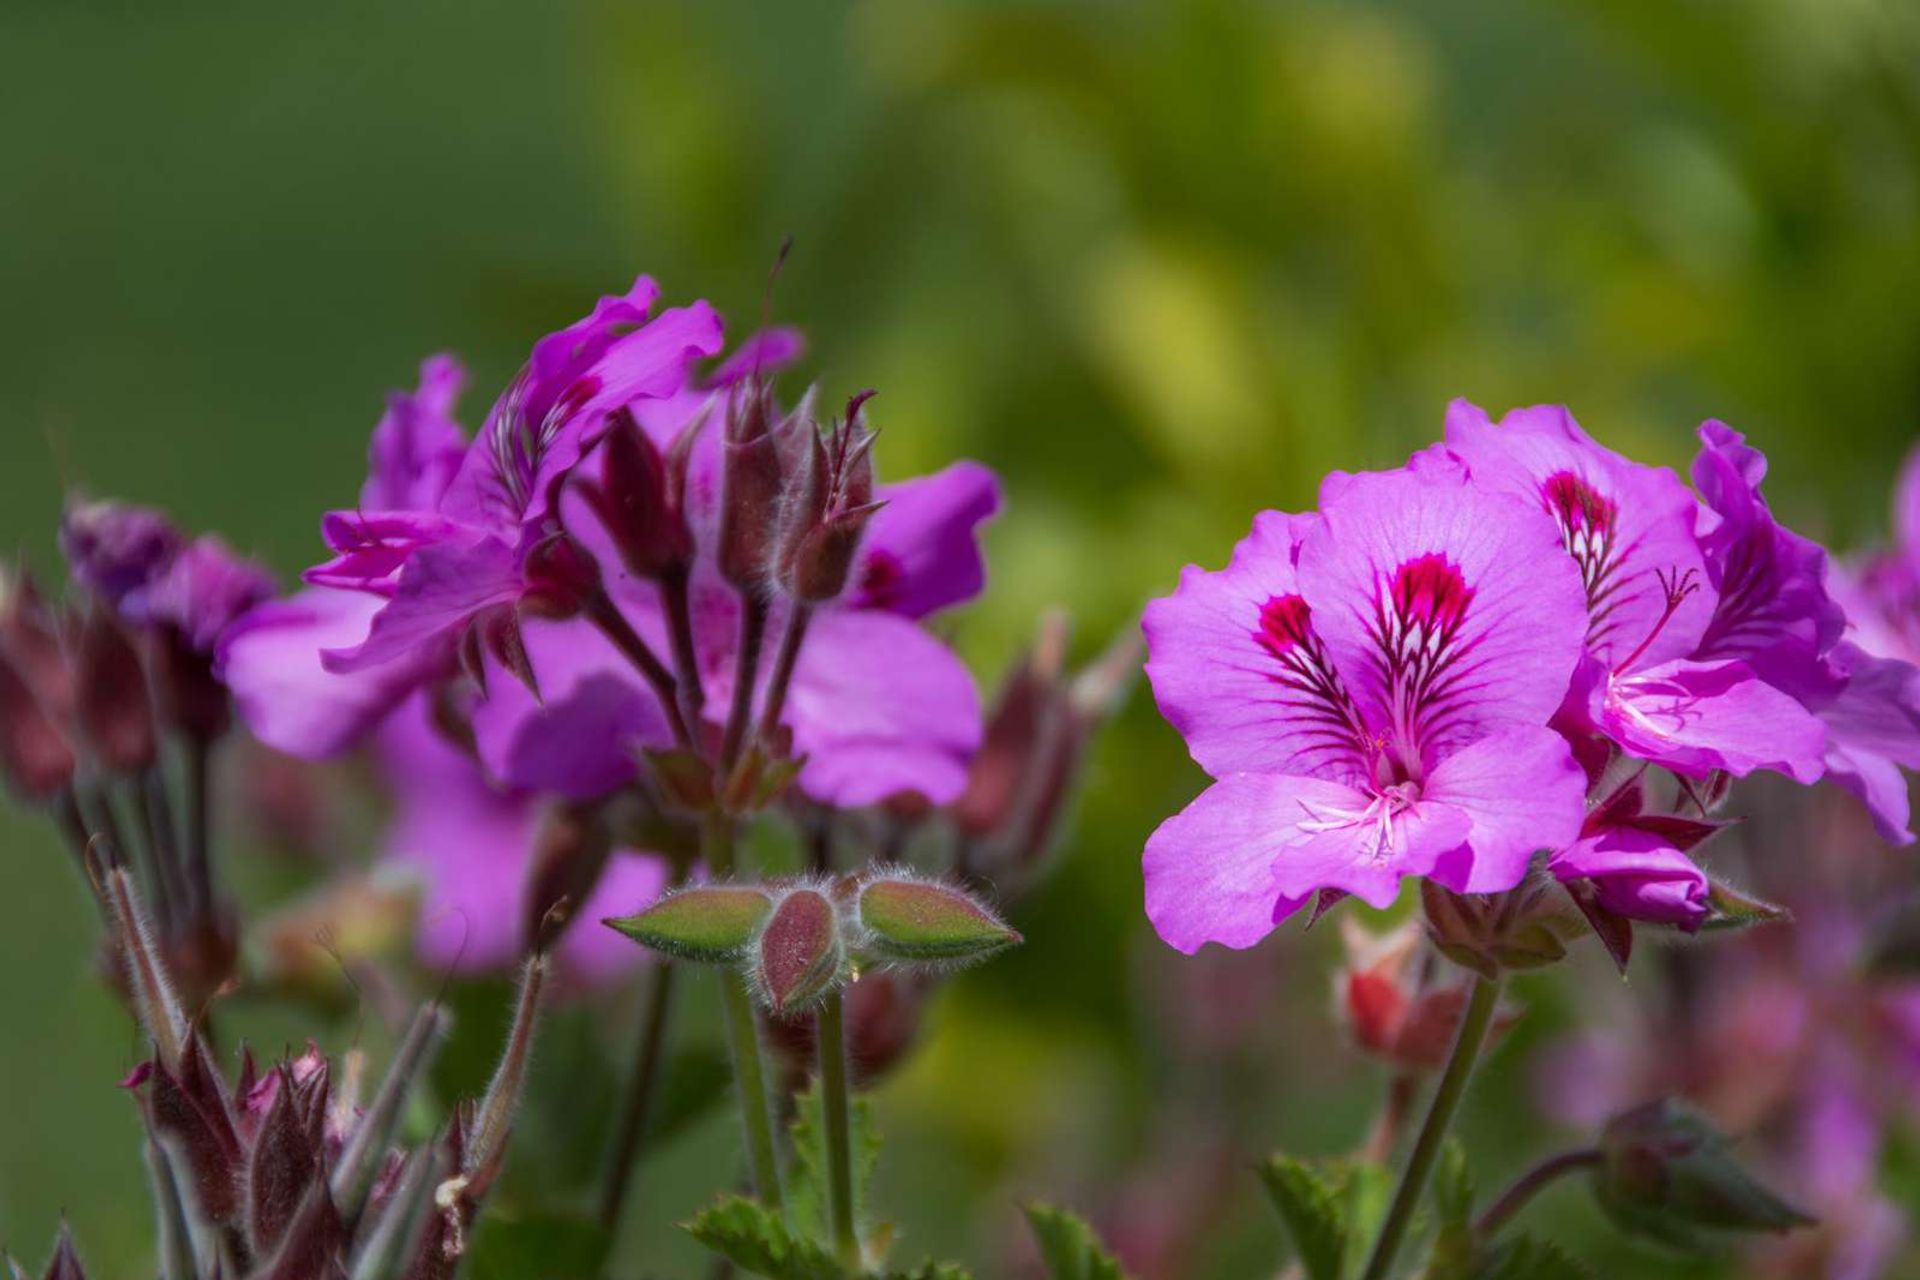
[1598,656,1828,782]
[848,461,1002,618]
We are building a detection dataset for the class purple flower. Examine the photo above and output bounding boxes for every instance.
[1141,461,1591,953]
[314,277,722,676]
[1442,402,1827,784]
[60,498,185,607]
[137,536,276,653]
[377,694,668,984]
[1548,774,1714,929]
[1692,422,1920,843]
[471,361,1000,808]
[59,499,274,653]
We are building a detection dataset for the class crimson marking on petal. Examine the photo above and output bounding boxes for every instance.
[1363,555,1480,770]
[1538,470,1634,645]
[1249,593,1368,771]
[852,549,905,611]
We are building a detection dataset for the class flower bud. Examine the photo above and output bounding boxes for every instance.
[718,379,789,591]
[754,887,845,1015]
[1337,919,1515,1071]
[953,613,1070,841]
[0,649,75,802]
[35,1225,87,1280]
[60,497,182,608]
[571,408,694,580]
[1421,878,1578,979]
[603,884,774,963]
[74,606,156,773]
[0,571,75,725]
[147,623,231,742]
[519,530,602,620]
[856,875,1021,964]
[775,396,883,603]
[1594,1099,1815,1248]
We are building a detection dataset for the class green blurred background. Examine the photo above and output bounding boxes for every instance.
[4,0,1920,1275]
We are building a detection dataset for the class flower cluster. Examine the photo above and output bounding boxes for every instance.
[1143,402,1920,958]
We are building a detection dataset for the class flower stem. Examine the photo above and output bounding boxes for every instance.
[719,596,768,777]
[1473,1147,1601,1238]
[755,605,812,748]
[817,990,860,1269]
[661,566,706,730]
[586,589,693,750]
[701,808,783,1211]
[182,734,214,917]
[597,960,680,1232]
[1360,974,1504,1280]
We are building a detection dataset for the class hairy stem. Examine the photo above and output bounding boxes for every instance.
[702,809,783,1210]
[182,734,214,917]
[719,595,768,777]
[597,960,680,1232]
[661,566,707,731]
[1360,974,1504,1280]
[1474,1147,1602,1238]
[818,990,860,1268]
[754,605,812,749]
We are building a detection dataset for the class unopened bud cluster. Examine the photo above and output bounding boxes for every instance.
[1592,1099,1815,1250]
[605,872,1021,1016]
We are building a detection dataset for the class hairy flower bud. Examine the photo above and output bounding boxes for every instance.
[73,606,156,774]
[60,498,183,608]
[0,649,75,802]
[718,379,789,591]
[775,395,882,603]
[1420,878,1580,979]
[571,408,694,580]
[1594,1099,1815,1248]
[1336,920,1514,1071]
[0,571,75,725]
[754,887,844,1015]
[856,875,1021,964]
[604,885,774,963]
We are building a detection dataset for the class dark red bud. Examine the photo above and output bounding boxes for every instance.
[954,614,1070,839]
[519,531,602,620]
[573,409,693,580]
[0,572,75,724]
[755,887,844,1015]
[248,1064,324,1257]
[74,606,156,773]
[148,624,231,741]
[0,649,75,801]
[40,1225,87,1280]
[719,380,788,591]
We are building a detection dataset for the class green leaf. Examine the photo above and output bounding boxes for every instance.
[468,1210,612,1280]
[1023,1202,1130,1280]
[604,885,774,963]
[787,1079,883,1250]
[1425,1140,1478,1277]
[1468,1232,1590,1280]
[683,1195,844,1280]
[1257,1156,1347,1280]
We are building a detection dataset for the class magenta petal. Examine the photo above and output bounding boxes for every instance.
[1142,773,1361,953]
[470,614,675,800]
[323,536,519,673]
[1550,827,1709,929]
[362,354,468,512]
[849,461,1002,617]
[1444,400,1713,671]
[1300,462,1589,751]
[1598,656,1828,782]
[1143,510,1329,778]
[219,588,441,758]
[778,608,982,807]
[1421,726,1588,894]
[1818,642,1920,844]
[307,510,469,595]
[707,327,806,387]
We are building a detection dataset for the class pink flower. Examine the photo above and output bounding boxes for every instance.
[1442,402,1827,784]
[1141,460,1590,952]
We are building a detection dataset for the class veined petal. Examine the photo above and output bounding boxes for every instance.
[1445,400,1712,672]
[1143,510,1364,780]
[219,588,443,758]
[1597,656,1827,782]
[1299,462,1588,762]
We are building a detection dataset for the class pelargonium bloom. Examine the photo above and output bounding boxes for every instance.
[378,693,668,984]
[1142,461,1590,953]
[314,276,721,679]
[1548,773,1714,929]
[1441,402,1827,784]
[1691,422,1920,844]
[469,355,1000,808]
